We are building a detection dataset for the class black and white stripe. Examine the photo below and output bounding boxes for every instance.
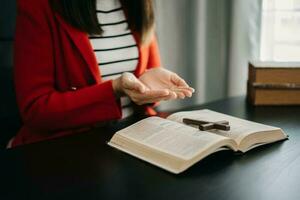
[90,0,139,119]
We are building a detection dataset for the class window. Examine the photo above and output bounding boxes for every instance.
[260,0,300,61]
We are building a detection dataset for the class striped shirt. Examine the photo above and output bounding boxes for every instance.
[89,0,139,119]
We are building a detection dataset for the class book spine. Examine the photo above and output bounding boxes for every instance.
[247,81,256,104]
[248,62,256,83]
[250,88,300,105]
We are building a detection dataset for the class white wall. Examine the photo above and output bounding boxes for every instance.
[154,0,262,111]
[154,0,204,111]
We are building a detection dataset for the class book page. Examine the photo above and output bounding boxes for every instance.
[115,117,230,160]
[167,109,283,145]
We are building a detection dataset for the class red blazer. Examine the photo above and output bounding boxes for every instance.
[12,0,161,147]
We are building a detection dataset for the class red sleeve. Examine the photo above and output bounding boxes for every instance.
[14,0,121,132]
[147,34,162,69]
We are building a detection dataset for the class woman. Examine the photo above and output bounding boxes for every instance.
[11,0,194,147]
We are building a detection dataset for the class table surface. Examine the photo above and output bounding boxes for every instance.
[1,96,300,200]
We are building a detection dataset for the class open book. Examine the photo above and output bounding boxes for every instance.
[108,109,288,174]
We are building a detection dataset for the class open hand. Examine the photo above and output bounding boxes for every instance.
[112,72,171,105]
[139,68,195,99]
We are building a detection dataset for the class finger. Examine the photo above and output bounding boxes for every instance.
[133,89,182,104]
[139,95,174,105]
[133,79,147,93]
[171,74,189,87]
[171,88,193,98]
[174,91,185,99]
[182,90,193,98]
[169,91,177,99]
[158,91,177,101]
[143,89,170,97]
[176,86,195,93]
[129,89,170,102]
[123,73,146,93]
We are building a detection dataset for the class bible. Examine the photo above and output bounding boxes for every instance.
[108,109,288,174]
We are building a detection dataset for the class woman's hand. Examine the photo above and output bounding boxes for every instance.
[112,72,171,105]
[139,68,195,99]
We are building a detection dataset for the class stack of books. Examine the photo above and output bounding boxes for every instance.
[247,61,300,105]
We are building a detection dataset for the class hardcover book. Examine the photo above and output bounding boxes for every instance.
[108,110,287,174]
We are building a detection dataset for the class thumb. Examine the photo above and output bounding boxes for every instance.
[123,72,146,93]
[171,73,189,87]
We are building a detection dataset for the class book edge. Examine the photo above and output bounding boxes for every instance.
[107,141,182,174]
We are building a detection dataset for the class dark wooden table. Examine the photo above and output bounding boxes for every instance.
[1,96,300,200]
